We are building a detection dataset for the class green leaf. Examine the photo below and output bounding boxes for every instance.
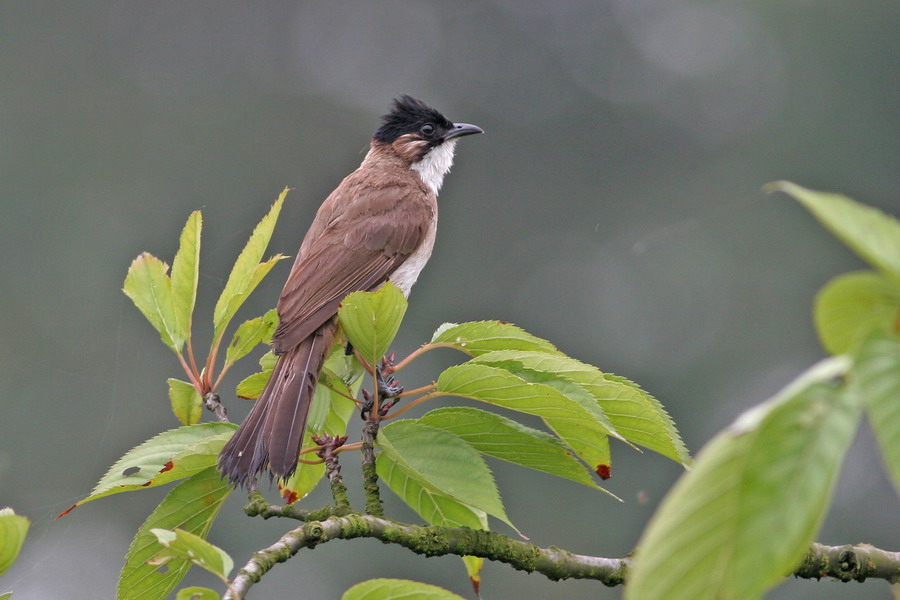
[853,333,900,495]
[473,350,690,465]
[377,420,514,530]
[123,252,182,353]
[0,593,11,600]
[338,282,407,364]
[176,588,220,600]
[431,321,559,356]
[768,181,900,278]
[377,448,487,529]
[814,271,900,355]
[0,508,29,576]
[168,378,203,426]
[626,358,860,600]
[212,189,289,344]
[149,528,233,582]
[224,309,278,367]
[235,351,276,399]
[342,579,466,600]
[418,407,603,490]
[236,370,270,400]
[437,362,623,491]
[472,353,625,442]
[118,468,231,600]
[461,555,484,595]
[170,211,202,345]
[62,423,236,512]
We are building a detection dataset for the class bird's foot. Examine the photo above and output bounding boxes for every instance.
[360,354,404,420]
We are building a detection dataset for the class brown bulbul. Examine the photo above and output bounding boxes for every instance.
[218,96,483,487]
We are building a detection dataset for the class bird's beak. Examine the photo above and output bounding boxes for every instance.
[445,122,484,140]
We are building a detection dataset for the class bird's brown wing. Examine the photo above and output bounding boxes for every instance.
[272,183,431,353]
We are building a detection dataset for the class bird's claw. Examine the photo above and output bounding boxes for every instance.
[360,354,403,420]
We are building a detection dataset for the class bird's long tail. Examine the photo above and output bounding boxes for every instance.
[218,321,336,488]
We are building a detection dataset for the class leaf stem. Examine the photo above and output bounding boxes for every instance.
[382,391,450,420]
[177,352,204,393]
[390,342,469,373]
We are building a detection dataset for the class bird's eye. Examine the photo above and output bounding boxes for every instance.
[420,124,435,136]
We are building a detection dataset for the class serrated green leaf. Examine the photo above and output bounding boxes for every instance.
[212,189,289,344]
[431,321,559,356]
[338,282,407,365]
[224,309,278,367]
[472,354,625,443]
[626,358,860,600]
[769,181,900,278]
[175,587,220,600]
[472,350,690,465]
[814,271,900,355]
[377,421,513,529]
[123,252,182,352]
[377,451,486,529]
[149,528,233,582]
[854,333,900,496]
[170,211,202,345]
[62,423,236,512]
[235,370,270,400]
[118,468,230,600]
[0,508,29,576]
[168,378,203,426]
[342,578,466,600]
[437,362,622,490]
[418,407,603,491]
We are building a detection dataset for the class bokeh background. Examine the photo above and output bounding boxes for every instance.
[2,2,898,599]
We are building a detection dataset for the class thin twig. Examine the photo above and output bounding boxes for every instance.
[390,342,467,373]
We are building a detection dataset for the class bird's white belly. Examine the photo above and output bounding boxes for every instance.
[389,216,437,296]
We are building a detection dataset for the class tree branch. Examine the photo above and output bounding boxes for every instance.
[228,500,900,599]
[795,542,900,583]
[360,420,383,517]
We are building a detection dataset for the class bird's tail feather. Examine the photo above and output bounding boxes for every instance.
[218,322,335,488]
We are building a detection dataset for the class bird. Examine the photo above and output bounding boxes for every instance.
[218,95,483,488]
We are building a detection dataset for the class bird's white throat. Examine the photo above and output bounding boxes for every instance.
[411,139,458,195]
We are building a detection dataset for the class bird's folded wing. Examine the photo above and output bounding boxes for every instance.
[272,184,430,353]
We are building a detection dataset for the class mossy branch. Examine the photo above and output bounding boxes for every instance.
[226,498,900,599]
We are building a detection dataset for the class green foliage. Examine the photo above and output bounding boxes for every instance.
[853,333,900,495]
[0,508,29,577]
[626,358,860,600]
[211,190,288,347]
[430,320,559,355]
[224,309,278,368]
[342,578,466,600]
[176,588,220,600]
[149,528,233,583]
[339,282,408,365]
[814,271,900,354]
[770,182,900,356]
[65,423,235,510]
[377,420,512,529]
[122,190,290,423]
[118,468,231,600]
[97,184,900,598]
[768,181,900,278]
[168,378,203,426]
[418,407,603,490]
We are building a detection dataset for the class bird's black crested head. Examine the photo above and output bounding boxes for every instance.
[374,95,455,144]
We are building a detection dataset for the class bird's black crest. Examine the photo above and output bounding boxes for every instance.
[374,95,453,143]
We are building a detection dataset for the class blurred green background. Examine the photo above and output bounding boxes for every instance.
[1,2,898,599]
